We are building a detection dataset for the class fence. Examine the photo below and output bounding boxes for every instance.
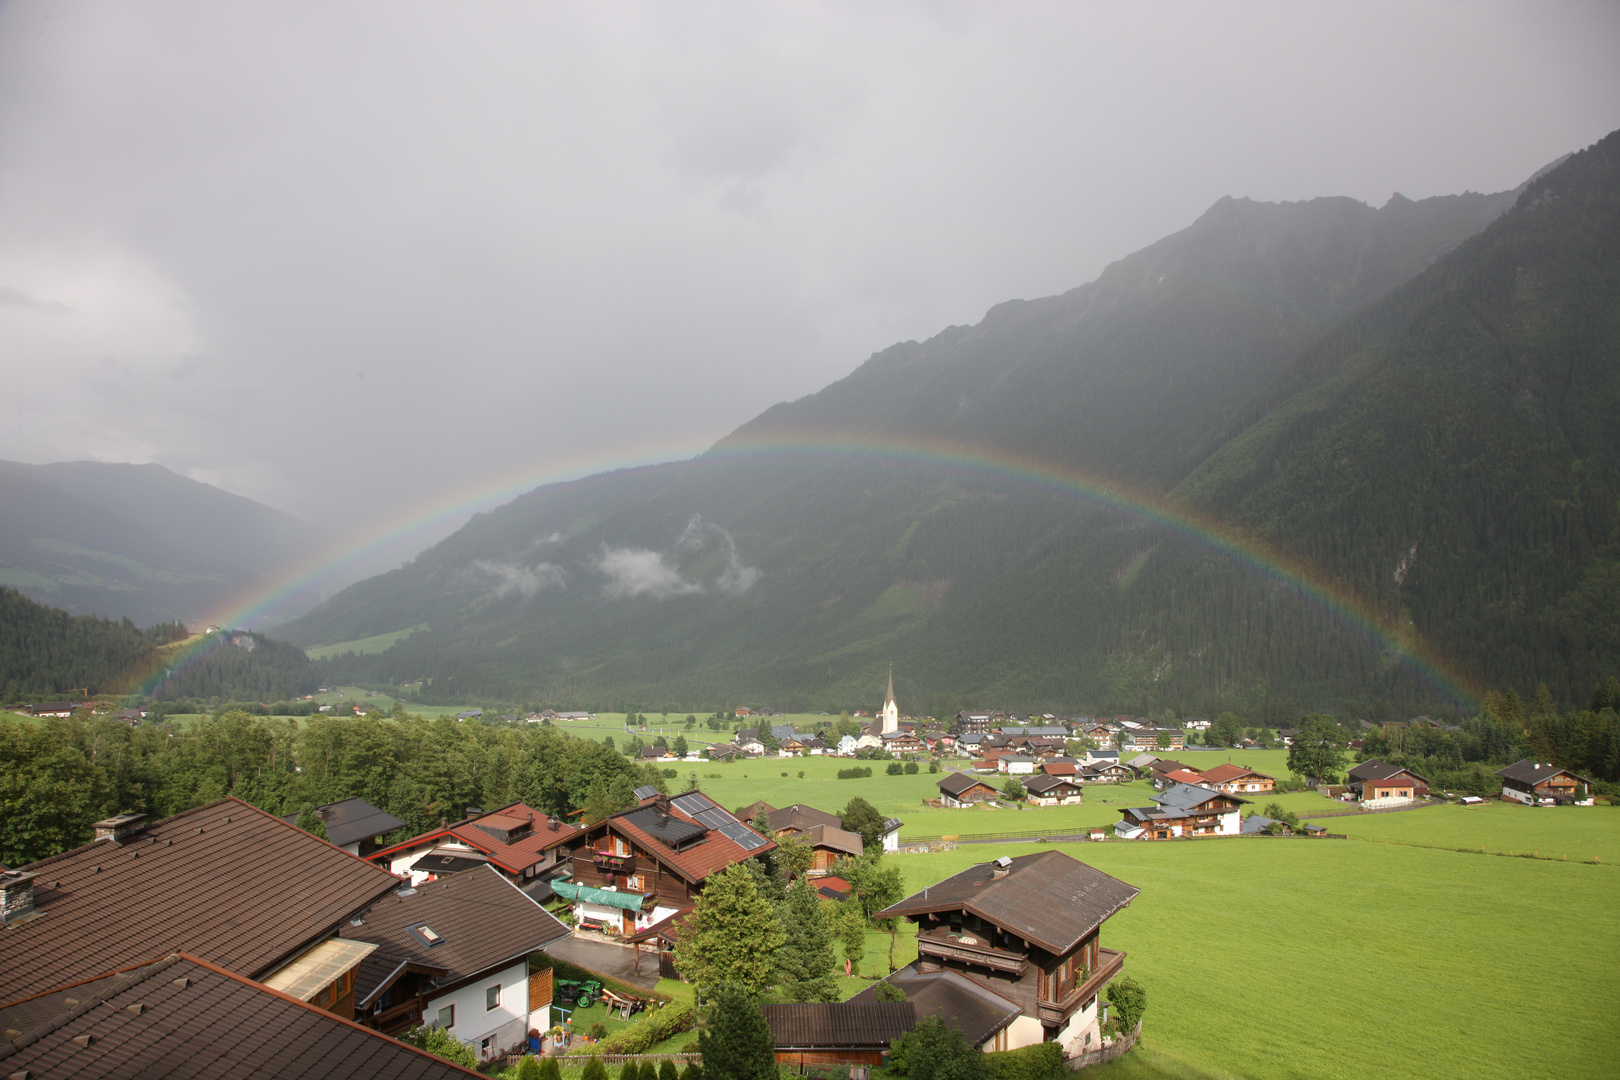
[501,1053,702,1070]
[1066,1021,1141,1071]
[900,828,1101,845]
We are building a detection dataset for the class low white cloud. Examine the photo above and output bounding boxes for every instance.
[677,514,763,596]
[595,547,703,600]
[474,560,566,599]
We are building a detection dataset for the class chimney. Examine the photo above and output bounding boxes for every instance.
[92,813,149,844]
[466,807,483,820]
[654,794,672,819]
[1,870,37,924]
[992,855,1012,880]
[549,817,559,832]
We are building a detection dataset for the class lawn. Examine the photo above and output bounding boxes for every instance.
[881,826,1620,1080]
[305,626,427,660]
[1331,800,1620,864]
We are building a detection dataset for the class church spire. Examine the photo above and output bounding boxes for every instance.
[881,664,899,734]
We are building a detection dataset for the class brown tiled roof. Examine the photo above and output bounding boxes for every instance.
[595,798,774,886]
[1197,764,1272,785]
[937,772,997,797]
[875,850,1138,955]
[341,864,569,994]
[0,953,481,1079]
[762,1002,916,1048]
[367,801,580,876]
[1347,760,1430,785]
[1160,768,1206,786]
[0,798,402,1001]
[625,905,693,946]
[767,803,844,833]
[848,966,1021,1047]
[1042,762,1080,776]
[803,824,866,859]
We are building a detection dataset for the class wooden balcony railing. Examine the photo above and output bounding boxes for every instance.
[916,928,1029,974]
[366,998,425,1036]
[1036,948,1125,1024]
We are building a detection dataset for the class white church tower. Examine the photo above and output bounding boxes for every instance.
[880,666,900,734]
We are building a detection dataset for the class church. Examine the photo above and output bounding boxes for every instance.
[857,668,901,749]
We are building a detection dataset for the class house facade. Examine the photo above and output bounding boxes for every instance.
[872,851,1139,1058]
[1496,760,1591,805]
[1196,764,1276,795]
[1346,761,1430,808]
[1115,783,1247,839]
[1022,774,1085,806]
[937,772,1000,807]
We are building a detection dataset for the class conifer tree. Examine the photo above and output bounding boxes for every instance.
[775,876,839,1002]
[697,984,777,1080]
[672,863,784,995]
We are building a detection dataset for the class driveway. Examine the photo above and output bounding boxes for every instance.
[541,935,661,990]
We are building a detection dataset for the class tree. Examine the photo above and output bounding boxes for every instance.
[874,981,906,1002]
[404,1026,478,1068]
[886,761,904,775]
[581,777,617,825]
[1287,714,1348,784]
[659,1060,680,1080]
[581,1057,609,1080]
[697,983,778,1080]
[672,863,784,995]
[293,805,330,842]
[839,796,886,852]
[837,904,866,976]
[1105,976,1147,1034]
[774,832,815,880]
[673,734,689,757]
[999,777,1025,803]
[775,876,840,1001]
[888,1016,990,1080]
[1155,731,1172,750]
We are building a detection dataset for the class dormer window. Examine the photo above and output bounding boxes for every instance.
[409,923,444,947]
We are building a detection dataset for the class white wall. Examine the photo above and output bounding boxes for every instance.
[1055,994,1103,1057]
[427,959,529,1061]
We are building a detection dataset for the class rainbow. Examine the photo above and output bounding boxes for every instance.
[132,430,1479,710]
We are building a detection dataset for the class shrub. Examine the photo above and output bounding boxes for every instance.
[403,1026,477,1068]
[985,1042,1065,1080]
[1106,976,1147,1033]
[662,768,678,778]
[575,1002,696,1056]
[904,761,919,774]
[588,1022,608,1040]
[886,762,904,775]
[680,1065,703,1080]
[928,762,939,773]
[517,1057,545,1080]
[660,1060,680,1080]
[582,1057,609,1080]
[837,766,873,779]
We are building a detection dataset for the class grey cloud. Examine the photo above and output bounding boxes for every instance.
[474,560,566,599]
[677,514,763,596]
[595,546,703,600]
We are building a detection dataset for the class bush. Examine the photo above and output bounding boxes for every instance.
[904,761,919,774]
[985,1042,1065,1080]
[588,1022,609,1040]
[403,1026,477,1068]
[929,762,939,773]
[838,766,873,779]
[582,1058,609,1080]
[662,768,678,778]
[1106,976,1147,1033]
[575,1002,696,1056]
[886,762,904,775]
[517,1057,545,1080]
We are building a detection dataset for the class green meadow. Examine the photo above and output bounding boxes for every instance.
[305,626,427,660]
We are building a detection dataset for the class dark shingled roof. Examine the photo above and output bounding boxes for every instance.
[1495,759,1589,786]
[875,850,1138,955]
[936,772,997,797]
[1152,782,1248,812]
[0,798,402,1002]
[342,864,569,997]
[1347,760,1429,785]
[848,966,1022,1047]
[761,1002,916,1048]
[0,954,481,1079]
[768,803,844,833]
[281,797,408,849]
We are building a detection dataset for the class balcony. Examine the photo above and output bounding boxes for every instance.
[592,851,640,872]
[366,998,424,1037]
[916,926,1029,974]
[1036,947,1125,1025]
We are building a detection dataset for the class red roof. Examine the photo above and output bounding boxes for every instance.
[1042,762,1080,776]
[366,802,579,876]
[1198,763,1271,785]
[1161,768,1206,785]
[600,798,775,886]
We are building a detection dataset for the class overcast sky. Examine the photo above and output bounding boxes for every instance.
[2,1,1617,584]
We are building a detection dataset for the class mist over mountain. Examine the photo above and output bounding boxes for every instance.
[283,136,1618,718]
[0,460,327,629]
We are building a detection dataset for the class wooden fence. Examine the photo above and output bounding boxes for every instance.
[1066,1021,1141,1071]
[501,1052,702,1070]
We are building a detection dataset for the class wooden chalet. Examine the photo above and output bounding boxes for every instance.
[762,1002,919,1067]
[871,851,1139,1056]
[1196,763,1276,795]
[563,791,775,938]
[1154,767,1206,791]
[280,796,407,858]
[367,803,579,887]
[1115,783,1248,839]
[937,771,1000,807]
[1346,760,1430,807]
[1495,760,1591,805]
[1078,762,1133,784]
[1021,773,1085,806]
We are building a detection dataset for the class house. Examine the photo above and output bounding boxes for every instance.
[955,711,1001,734]
[0,953,483,1080]
[1117,727,1186,752]
[1021,773,1085,806]
[367,803,580,887]
[796,824,867,870]
[936,772,1001,808]
[734,707,753,717]
[26,702,79,718]
[1081,723,1115,745]
[1147,760,1194,785]
[880,816,904,853]
[814,875,852,902]
[996,755,1040,775]
[761,1001,920,1067]
[455,710,483,722]
[281,796,409,857]
[882,730,926,754]
[562,791,775,939]
[1078,762,1133,784]
[955,732,989,757]
[1346,760,1430,807]
[0,802,401,1005]
[706,743,742,762]
[1196,764,1276,796]
[868,851,1139,1057]
[1495,760,1592,805]
[341,864,570,1061]
[835,734,859,756]
[753,803,865,872]
[1240,814,1283,835]
[1154,767,1206,791]
[1041,761,1081,778]
[1115,783,1248,840]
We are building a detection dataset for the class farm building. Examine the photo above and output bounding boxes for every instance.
[937,772,1001,807]
[1495,760,1591,805]
[1115,783,1248,840]
[1346,761,1430,808]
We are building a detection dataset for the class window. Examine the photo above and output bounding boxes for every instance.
[486,983,501,1011]
[437,1004,454,1029]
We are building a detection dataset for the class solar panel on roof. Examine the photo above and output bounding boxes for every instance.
[633,785,659,800]
[670,792,715,815]
[694,808,733,829]
[719,821,767,851]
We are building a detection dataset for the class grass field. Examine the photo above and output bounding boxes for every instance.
[305,627,427,660]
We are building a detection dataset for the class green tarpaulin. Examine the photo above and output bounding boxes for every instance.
[551,881,644,912]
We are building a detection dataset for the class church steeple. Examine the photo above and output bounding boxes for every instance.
[881,665,899,734]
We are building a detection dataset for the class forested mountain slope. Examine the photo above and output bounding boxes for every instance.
[283,142,1616,718]
[0,460,326,628]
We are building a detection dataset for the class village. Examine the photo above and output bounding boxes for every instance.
[1,673,1601,1080]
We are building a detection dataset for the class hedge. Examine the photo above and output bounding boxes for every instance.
[984,1042,1065,1080]
[573,1001,696,1056]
